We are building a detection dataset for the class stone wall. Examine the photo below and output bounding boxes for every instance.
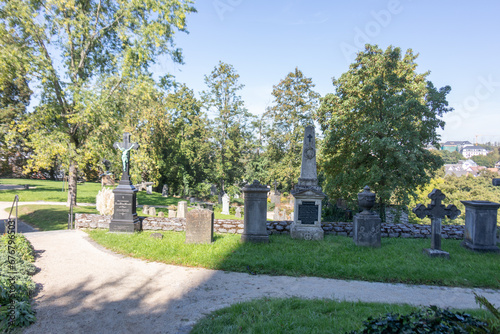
[75,214,465,239]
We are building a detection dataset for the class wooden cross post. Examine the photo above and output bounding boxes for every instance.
[113,132,139,181]
[413,189,461,258]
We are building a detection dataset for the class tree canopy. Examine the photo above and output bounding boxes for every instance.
[317,44,452,208]
[1,0,195,205]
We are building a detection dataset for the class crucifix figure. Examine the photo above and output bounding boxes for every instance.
[413,189,460,258]
[113,133,139,176]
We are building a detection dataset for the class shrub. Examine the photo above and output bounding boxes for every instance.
[96,187,114,215]
[350,306,491,333]
[0,234,37,331]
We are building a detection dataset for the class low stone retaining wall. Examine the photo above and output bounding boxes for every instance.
[75,214,465,239]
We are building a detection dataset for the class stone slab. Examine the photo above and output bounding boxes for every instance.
[423,248,450,259]
[185,209,213,244]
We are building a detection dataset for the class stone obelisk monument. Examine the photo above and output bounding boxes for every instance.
[290,125,326,240]
[109,132,141,233]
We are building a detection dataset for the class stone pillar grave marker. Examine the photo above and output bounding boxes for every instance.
[413,189,461,258]
[149,207,156,217]
[461,200,500,253]
[241,180,269,243]
[290,125,325,240]
[162,184,168,197]
[185,209,213,244]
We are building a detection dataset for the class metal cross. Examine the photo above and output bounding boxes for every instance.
[413,189,460,251]
[113,132,139,176]
[273,180,278,192]
[307,134,313,143]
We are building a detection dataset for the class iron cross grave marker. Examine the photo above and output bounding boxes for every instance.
[413,189,460,258]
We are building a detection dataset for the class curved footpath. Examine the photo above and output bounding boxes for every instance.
[1,202,499,334]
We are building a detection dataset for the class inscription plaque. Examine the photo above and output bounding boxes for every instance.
[298,201,318,224]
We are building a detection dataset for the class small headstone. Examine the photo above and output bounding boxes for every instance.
[273,207,280,220]
[162,184,169,197]
[101,174,115,186]
[177,201,188,218]
[146,185,153,195]
[168,210,177,218]
[158,211,165,218]
[413,189,461,259]
[221,193,230,215]
[150,233,163,239]
[143,205,150,215]
[235,207,242,218]
[190,197,196,204]
[185,209,214,244]
[149,207,156,217]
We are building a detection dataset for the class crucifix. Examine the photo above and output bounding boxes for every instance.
[413,189,460,258]
[307,134,313,143]
[113,133,139,178]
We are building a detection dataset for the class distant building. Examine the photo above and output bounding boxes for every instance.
[441,141,472,152]
[461,145,489,159]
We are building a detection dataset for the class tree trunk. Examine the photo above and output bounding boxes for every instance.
[67,161,77,207]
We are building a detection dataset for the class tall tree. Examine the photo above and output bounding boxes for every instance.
[1,0,195,205]
[317,45,452,212]
[201,61,252,194]
[264,67,320,191]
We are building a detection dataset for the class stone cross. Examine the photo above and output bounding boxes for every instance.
[413,189,460,258]
[113,133,139,176]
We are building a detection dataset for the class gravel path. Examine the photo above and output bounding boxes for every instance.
[0,202,498,333]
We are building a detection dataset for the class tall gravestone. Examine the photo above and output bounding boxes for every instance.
[185,209,214,244]
[162,184,168,197]
[353,186,381,247]
[413,189,461,258]
[221,193,230,215]
[290,126,326,240]
[110,133,141,233]
[241,180,269,243]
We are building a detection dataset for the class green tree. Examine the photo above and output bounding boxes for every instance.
[317,45,452,214]
[201,61,252,195]
[0,23,32,176]
[1,0,195,205]
[470,150,500,168]
[264,67,320,191]
[243,114,270,184]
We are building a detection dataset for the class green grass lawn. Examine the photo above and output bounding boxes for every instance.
[87,229,500,289]
[15,204,97,230]
[190,297,495,334]
[0,178,186,206]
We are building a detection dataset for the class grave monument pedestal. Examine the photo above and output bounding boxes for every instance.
[461,200,500,253]
[109,133,141,233]
[290,125,325,241]
[353,186,381,247]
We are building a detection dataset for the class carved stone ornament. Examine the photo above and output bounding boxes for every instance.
[358,186,375,214]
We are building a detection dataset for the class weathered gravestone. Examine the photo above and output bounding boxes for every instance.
[221,193,230,215]
[110,133,141,233]
[273,207,280,220]
[146,184,153,195]
[235,207,242,218]
[142,205,149,215]
[158,211,165,218]
[168,209,177,218]
[177,201,188,218]
[162,184,168,197]
[461,200,500,253]
[290,126,326,240]
[241,180,269,243]
[413,189,461,258]
[353,186,381,248]
[185,209,213,244]
[149,206,156,217]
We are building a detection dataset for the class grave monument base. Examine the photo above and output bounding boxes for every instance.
[241,233,270,243]
[290,224,323,241]
[461,241,500,253]
[422,248,450,259]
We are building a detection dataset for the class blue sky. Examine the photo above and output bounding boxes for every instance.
[153,0,500,144]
